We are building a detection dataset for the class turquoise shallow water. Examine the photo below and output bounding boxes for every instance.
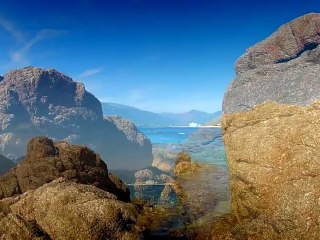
[139,127,202,144]
[132,127,230,222]
[139,127,227,168]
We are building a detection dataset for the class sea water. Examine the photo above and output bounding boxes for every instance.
[129,127,228,210]
[140,127,227,168]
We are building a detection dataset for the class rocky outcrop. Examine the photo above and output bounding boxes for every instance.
[152,147,176,173]
[219,13,320,239]
[0,66,152,170]
[105,116,151,146]
[0,136,130,202]
[223,13,320,114]
[0,178,141,240]
[135,167,173,184]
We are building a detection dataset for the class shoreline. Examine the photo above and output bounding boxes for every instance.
[169,125,221,128]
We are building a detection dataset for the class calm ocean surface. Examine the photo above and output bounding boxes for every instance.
[139,127,227,168]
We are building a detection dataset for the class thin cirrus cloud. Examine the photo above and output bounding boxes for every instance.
[0,18,64,68]
[78,68,103,78]
[0,18,25,43]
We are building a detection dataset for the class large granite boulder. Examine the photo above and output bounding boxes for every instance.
[223,13,320,114]
[218,13,320,239]
[0,136,130,202]
[0,178,141,240]
[0,66,152,170]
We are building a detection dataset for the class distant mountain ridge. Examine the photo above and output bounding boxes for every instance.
[102,102,221,127]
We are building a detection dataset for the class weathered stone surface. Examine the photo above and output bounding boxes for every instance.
[105,116,151,147]
[0,136,130,202]
[0,178,141,240]
[220,101,320,239]
[223,13,320,114]
[219,13,320,239]
[152,147,176,173]
[0,66,152,170]
[135,167,173,184]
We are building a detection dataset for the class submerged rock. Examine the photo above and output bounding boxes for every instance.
[0,67,152,170]
[174,162,230,224]
[218,13,320,239]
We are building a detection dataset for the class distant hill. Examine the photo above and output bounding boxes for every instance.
[0,154,15,175]
[102,102,221,127]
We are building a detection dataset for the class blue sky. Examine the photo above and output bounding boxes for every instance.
[0,0,319,113]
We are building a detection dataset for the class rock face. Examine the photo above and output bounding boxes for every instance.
[0,136,130,202]
[152,147,176,173]
[135,167,173,184]
[223,13,320,114]
[219,13,320,239]
[0,178,140,240]
[105,115,152,148]
[0,66,152,170]
[222,102,320,239]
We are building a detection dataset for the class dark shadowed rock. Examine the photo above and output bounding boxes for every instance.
[0,136,130,202]
[223,13,320,114]
[0,178,141,240]
[0,66,152,170]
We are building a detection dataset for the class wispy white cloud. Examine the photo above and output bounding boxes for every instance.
[78,68,103,78]
[0,18,64,68]
[0,18,25,43]
[9,29,64,65]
